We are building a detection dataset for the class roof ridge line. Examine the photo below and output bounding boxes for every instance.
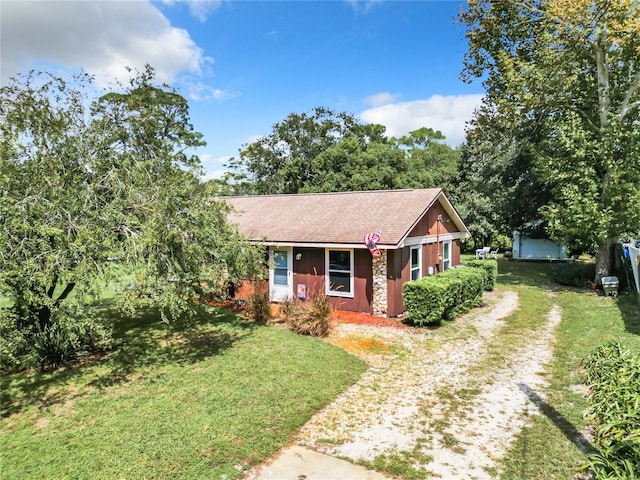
[222,188,441,199]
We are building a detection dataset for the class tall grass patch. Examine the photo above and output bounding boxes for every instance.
[583,341,640,479]
[283,293,332,337]
[248,290,271,324]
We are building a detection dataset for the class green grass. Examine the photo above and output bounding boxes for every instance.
[3,260,639,480]
[494,260,640,479]
[0,305,366,479]
[357,444,434,480]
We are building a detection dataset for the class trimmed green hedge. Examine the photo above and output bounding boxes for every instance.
[464,259,498,291]
[403,266,487,326]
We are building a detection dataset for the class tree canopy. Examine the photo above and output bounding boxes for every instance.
[225,107,391,194]
[223,108,462,197]
[395,127,460,194]
[0,68,260,369]
[460,0,640,275]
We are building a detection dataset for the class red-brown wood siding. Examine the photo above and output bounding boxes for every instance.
[292,247,325,299]
[292,247,373,314]
[387,248,410,317]
[233,278,267,301]
[408,202,462,274]
[452,240,461,265]
[327,249,372,313]
[408,202,458,238]
[421,239,461,275]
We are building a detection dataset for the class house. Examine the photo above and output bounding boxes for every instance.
[225,189,470,317]
[512,230,569,261]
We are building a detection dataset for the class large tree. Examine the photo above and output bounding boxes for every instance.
[461,0,640,277]
[226,107,392,194]
[395,127,460,193]
[299,137,405,193]
[0,68,259,368]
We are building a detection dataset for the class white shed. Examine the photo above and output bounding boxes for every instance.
[512,231,568,261]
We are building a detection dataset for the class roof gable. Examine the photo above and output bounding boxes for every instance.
[224,189,469,248]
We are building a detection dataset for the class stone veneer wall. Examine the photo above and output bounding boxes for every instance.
[372,250,388,316]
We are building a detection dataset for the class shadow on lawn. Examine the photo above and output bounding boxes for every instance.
[496,259,557,288]
[1,305,257,417]
[498,259,640,335]
[615,294,640,336]
[517,383,597,456]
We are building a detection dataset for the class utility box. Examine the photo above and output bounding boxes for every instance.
[602,276,619,297]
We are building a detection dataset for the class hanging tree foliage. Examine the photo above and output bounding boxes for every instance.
[0,67,260,369]
[461,0,640,277]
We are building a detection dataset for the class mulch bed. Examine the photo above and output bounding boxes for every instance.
[331,310,409,328]
[210,298,409,328]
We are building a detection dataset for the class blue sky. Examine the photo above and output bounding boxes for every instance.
[1,1,484,180]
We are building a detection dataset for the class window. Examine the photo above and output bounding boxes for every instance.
[443,241,451,271]
[273,250,288,285]
[410,246,422,280]
[326,249,354,297]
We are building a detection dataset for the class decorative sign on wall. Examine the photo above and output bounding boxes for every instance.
[297,284,306,299]
[364,231,382,258]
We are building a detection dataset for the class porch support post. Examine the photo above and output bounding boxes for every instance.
[372,249,388,317]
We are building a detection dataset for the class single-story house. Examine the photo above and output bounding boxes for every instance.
[225,188,470,317]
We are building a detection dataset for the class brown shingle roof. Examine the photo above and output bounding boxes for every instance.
[224,189,466,247]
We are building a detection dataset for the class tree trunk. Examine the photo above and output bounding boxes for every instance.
[594,236,617,283]
[37,305,53,332]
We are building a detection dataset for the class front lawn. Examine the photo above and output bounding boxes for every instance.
[0,305,366,479]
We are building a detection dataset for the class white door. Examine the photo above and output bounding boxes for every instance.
[269,247,293,302]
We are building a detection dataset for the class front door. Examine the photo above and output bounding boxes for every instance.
[269,247,293,302]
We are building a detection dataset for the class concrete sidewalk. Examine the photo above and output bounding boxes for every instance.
[248,445,390,480]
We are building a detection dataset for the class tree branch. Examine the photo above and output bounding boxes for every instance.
[47,276,58,298]
[594,26,611,130]
[54,282,76,307]
[617,71,640,121]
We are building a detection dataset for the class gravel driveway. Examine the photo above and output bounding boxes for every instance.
[294,289,562,479]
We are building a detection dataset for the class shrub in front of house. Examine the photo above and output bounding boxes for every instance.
[403,267,486,326]
[248,290,271,324]
[1,304,112,372]
[464,259,498,291]
[283,293,332,337]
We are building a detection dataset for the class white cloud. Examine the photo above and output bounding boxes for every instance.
[363,92,400,107]
[181,79,238,102]
[359,94,484,146]
[0,0,212,87]
[199,153,232,181]
[200,153,232,166]
[345,0,384,14]
[185,0,223,22]
[161,0,223,23]
[201,169,229,181]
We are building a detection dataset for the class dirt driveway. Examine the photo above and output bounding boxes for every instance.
[293,289,562,479]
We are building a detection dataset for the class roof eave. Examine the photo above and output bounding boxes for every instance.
[246,240,401,249]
